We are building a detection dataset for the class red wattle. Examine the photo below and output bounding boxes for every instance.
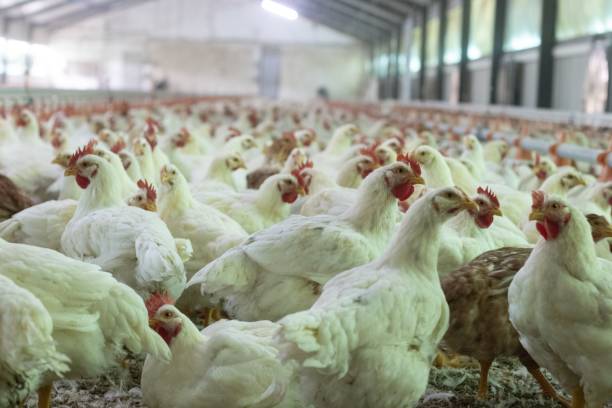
[536,170,547,180]
[391,182,414,201]
[536,222,548,240]
[282,192,298,203]
[536,219,561,240]
[76,175,90,189]
[544,219,561,239]
[475,213,494,228]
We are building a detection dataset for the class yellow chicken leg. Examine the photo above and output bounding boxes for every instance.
[521,361,570,407]
[571,386,585,408]
[37,383,53,408]
[477,360,492,399]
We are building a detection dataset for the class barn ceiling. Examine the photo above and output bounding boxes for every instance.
[0,0,432,43]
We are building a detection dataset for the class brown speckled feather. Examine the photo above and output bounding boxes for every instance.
[0,174,33,221]
[441,247,531,363]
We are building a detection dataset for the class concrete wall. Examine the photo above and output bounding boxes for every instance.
[43,0,370,99]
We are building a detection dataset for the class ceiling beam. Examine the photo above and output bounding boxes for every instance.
[308,0,398,32]
[38,0,154,30]
[7,0,78,20]
[282,0,389,40]
[335,0,405,24]
[0,0,38,14]
[297,8,373,43]
[369,0,414,16]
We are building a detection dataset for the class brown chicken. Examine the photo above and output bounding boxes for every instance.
[441,213,612,405]
[0,174,33,221]
[246,166,280,189]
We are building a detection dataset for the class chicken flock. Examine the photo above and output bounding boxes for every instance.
[0,99,612,408]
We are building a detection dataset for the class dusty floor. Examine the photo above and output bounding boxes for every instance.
[23,356,582,408]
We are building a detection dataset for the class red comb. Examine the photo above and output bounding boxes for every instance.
[144,118,158,149]
[137,179,157,202]
[397,153,421,176]
[531,190,545,209]
[225,127,242,142]
[145,292,174,319]
[110,139,126,154]
[282,131,297,142]
[360,142,381,165]
[291,160,313,194]
[68,140,96,167]
[477,186,500,208]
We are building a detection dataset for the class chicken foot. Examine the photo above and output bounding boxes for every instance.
[201,306,229,327]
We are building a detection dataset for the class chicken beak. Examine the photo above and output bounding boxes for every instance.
[148,318,159,329]
[296,185,306,196]
[52,156,62,165]
[144,202,157,212]
[529,209,545,221]
[461,198,478,213]
[64,166,78,176]
[576,177,587,186]
[160,169,171,184]
[492,207,503,217]
[235,161,247,170]
[409,174,425,185]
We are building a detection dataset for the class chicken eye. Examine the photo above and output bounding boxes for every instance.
[446,192,454,198]
[552,203,560,209]
[163,311,173,319]
[420,151,426,156]
[171,170,176,175]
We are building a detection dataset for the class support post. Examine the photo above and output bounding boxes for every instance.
[436,0,448,100]
[489,0,507,104]
[537,0,557,108]
[418,7,428,99]
[459,0,471,102]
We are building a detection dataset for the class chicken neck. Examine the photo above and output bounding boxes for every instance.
[74,160,124,219]
[379,196,445,279]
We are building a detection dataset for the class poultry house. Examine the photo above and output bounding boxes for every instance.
[509,191,612,408]
[188,161,424,321]
[1,92,611,408]
[276,187,477,408]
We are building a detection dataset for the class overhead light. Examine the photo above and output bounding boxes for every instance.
[261,0,298,20]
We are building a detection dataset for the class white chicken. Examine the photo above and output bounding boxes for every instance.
[61,147,186,300]
[0,272,69,408]
[195,173,303,234]
[189,161,424,321]
[276,187,477,408]
[509,191,612,408]
[0,239,170,407]
[437,187,507,276]
[142,300,302,408]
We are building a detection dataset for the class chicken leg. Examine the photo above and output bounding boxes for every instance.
[201,306,228,327]
[571,386,585,408]
[37,383,53,408]
[518,353,570,407]
[477,360,492,399]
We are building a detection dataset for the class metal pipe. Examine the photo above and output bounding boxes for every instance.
[425,123,612,168]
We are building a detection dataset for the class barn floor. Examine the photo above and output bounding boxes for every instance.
[24,357,577,407]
